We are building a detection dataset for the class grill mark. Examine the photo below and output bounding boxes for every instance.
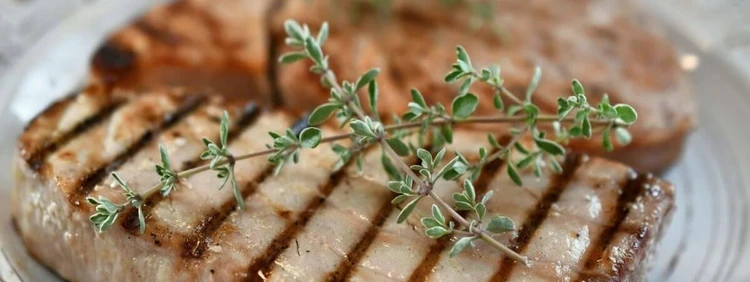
[327,140,446,281]
[182,165,275,258]
[72,96,205,202]
[265,0,285,107]
[575,174,650,282]
[181,114,307,257]
[491,154,583,281]
[408,143,510,282]
[25,99,124,172]
[326,189,395,282]
[121,103,260,234]
[245,148,369,281]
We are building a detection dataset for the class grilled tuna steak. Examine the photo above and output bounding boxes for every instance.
[270,0,696,173]
[13,90,674,281]
[90,0,276,106]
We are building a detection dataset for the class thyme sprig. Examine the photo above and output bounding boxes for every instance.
[87,19,637,267]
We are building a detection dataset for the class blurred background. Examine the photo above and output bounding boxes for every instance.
[0,0,748,78]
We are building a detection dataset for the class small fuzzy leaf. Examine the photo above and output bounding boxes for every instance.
[463,180,476,203]
[582,116,592,138]
[602,127,614,152]
[368,81,379,119]
[507,162,523,186]
[535,138,565,156]
[397,197,422,223]
[308,103,339,125]
[416,148,433,168]
[493,92,504,111]
[432,204,446,225]
[304,37,324,64]
[571,79,585,96]
[391,194,410,204]
[525,66,542,101]
[449,236,477,258]
[481,190,494,204]
[316,22,329,45]
[356,68,380,90]
[486,216,515,233]
[220,111,230,148]
[615,127,632,145]
[421,217,442,229]
[451,93,479,119]
[350,120,377,138]
[425,227,451,238]
[458,79,472,96]
[411,88,428,108]
[299,127,322,148]
[456,45,472,67]
[475,203,487,220]
[614,104,638,124]
[278,52,307,64]
[386,137,410,156]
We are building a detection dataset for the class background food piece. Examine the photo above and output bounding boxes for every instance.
[272,0,696,173]
[90,0,276,106]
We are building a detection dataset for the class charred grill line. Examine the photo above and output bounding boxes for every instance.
[491,154,583,281]
[121,102,260,234]
[408,139,511,282]
[575,174,650,281]
[245,147,373,281]
[326,190,398,282]
[265,0,285,107]
[327,148,437,281]
[181,113,306,257]
[25,98,124,172]
[74,95,205,203]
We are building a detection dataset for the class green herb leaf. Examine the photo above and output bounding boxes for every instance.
[411,88,427,108]
[278,52,308,64]
[493,92,504,111]
[425,226,451,238]
[486,216,515,233]
[571,79,585,96]
[614,104,638,124]
[316,22,329,45]
[432,204,446,225]
[308,103,339,125]
[507,162,523,186]
[451,93,479,120]
[368,80,379,119]
[582,115,592,138]
[534,138,565,156]
[397,196,422,223]
[449,236,477,258]
[356,68,380,91]
[456,45,472,68]
[602,126,614,152]
[299,127,322,148]
[525,66,542,102]
[614,127,632,145]
[386,137,410,156]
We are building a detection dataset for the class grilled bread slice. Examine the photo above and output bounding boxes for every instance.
[13,90,674,281]
[271,0,696,173]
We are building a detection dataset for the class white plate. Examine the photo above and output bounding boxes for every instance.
[1,1,749,281]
